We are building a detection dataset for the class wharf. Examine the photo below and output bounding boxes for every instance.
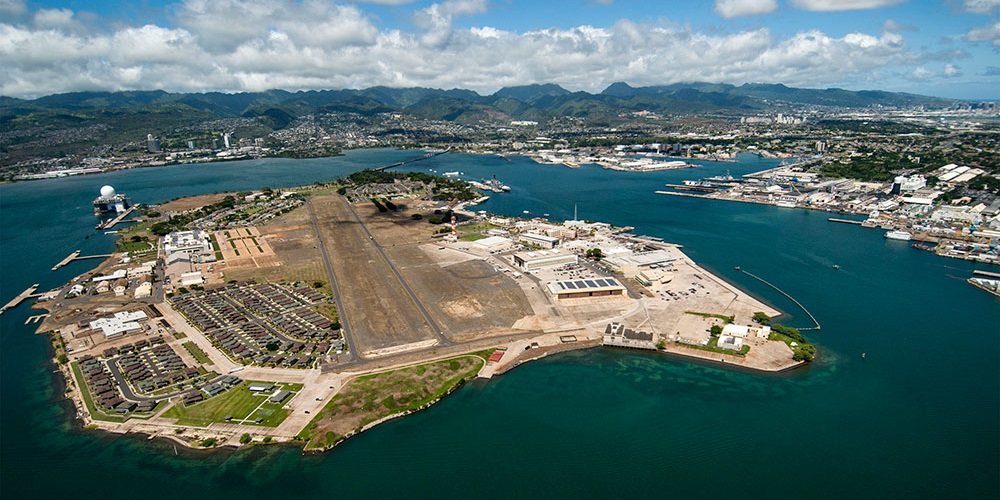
[973,269,1000,278]
[0,284,39,315]
[96,205,138,230]
[828,218,862,225]
[52,250,81,270]
[655,190,710,199]
[52,250,113,271]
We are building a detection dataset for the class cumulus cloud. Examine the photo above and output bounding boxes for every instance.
[965,21,1000,45]
[415,0,488,47]
[0,1,936,98]
[944,63,960,77]
[790,0,906,11]
[714,0,778,18]
[910,67,933,79]
[882,19,916,32]
[0,0,26,19]
[961,0,1000,14]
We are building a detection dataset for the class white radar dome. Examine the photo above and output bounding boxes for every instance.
[100,185,116,198]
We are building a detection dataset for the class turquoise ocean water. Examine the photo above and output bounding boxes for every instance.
[1,150,997,499]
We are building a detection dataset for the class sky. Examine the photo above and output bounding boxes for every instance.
[0,0,997,100]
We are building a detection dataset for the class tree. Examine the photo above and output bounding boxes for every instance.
[239,433,252,444]
[752,311,772,324]
[266,340,280,352]
[710,324,723,337]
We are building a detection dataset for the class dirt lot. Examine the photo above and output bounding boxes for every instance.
[157,193,228,212]
[311,194,437,355]
[386,244,533,341]
[221,205,326,288]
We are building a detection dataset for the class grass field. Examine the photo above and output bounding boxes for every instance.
[299,353,488,449]
[162,381,300,427]
[182,341,211,364]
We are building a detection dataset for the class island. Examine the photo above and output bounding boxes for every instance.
[30,170,813,452]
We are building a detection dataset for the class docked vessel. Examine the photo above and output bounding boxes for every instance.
[93,185,131,215]
[775,199,797,208]
[885,230,912,241]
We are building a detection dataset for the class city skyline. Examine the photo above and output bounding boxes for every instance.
[1,0,998,100]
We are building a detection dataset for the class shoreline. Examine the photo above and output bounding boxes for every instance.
[26,178,816,456]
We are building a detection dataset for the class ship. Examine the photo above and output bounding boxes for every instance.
[93,185,131,215]
[705,170,736,183]
[775,199,797,208]
[484,174,511,192]
[884,230,912,241]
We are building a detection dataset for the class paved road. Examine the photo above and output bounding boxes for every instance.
[343,200,451,347]
[306,199,362,363]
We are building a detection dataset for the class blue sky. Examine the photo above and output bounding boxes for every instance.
[1,0,997,99]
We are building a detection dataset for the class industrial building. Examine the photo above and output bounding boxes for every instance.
[602,322,656,350]
[602,248,681,273]
[472,235,513,253]
[547,277,626,300]
[163,230,212,255]
[89,310,148,338]
[512,249,577,271]
[519,232,560,249]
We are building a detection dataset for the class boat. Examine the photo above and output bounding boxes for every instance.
[523,210,530,214]
[705,170,736,182]
[833,264,840,270]
[443,171,460,177]
[775,200,797,208]
[885,230,912,241]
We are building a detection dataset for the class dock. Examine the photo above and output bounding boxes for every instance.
[96,205,138,229]
[0,284,39,315]
[828,218,862,225]
[655,190,711,199]
[52,250,113,271]
[52,250,81,270]
[973,269,1000,279]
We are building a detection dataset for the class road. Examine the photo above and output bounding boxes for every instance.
[306,198,361,362]
[343,200,451,347]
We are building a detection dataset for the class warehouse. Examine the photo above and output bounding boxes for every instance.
[547,277,627,300]
[512,249,578,271]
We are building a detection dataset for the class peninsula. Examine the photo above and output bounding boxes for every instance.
[30,170,810,452]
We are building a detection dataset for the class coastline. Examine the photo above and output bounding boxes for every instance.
[27,175,816,455]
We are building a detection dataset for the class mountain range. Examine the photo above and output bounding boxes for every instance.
[0,82,963,166]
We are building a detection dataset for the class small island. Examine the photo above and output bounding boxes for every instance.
[32,170,814,452]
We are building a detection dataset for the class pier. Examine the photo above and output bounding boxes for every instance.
[0,284,39,315]
[654,190,711,199]
[96,205,138,229]
[973,269,1000,279]
[374,148,450,172]
[828,218,862,225]
[736,268,821,331]
[52,250,113,271]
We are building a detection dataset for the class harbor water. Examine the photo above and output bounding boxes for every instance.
[1,150,997,499]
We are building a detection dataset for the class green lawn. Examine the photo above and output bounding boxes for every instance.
[182,341,211,364]
[679,337,750,357]
[684,311,735,323]
[458,233,487,241]
[162,381,298,427]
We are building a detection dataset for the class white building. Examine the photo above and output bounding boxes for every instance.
[472,235,513,253]
[163,230,212,255]
[602,322,656,350]
[512,249,578,271]
[519,232,560,249]
[90,310,148,338]
[894,175,926,192]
